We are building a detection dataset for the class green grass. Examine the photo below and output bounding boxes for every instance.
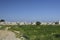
[0,25,60,40]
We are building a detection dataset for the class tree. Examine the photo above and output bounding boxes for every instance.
[55,22,59,24]
[0,19,5,22]
[36,21,41,25]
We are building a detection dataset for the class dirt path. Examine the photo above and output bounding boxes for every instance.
[0,30,21,40]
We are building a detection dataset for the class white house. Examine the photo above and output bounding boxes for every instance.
[24,22,31,25]
[59,21,60,24]
[41,22,48,25]
[4,22,11,25]
[10,22,17,25]
[47,22,52,25]
[47,22,55,25]
[32,22,36,25]
[0,22,17,25]
[19,22,25,25]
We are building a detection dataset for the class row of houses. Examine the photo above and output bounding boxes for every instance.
[0,22,32,25]
[0,21,60,25]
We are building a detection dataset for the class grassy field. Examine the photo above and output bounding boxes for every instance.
[0,25,60,40]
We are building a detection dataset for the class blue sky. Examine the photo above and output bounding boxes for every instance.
[0,0,60,22]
